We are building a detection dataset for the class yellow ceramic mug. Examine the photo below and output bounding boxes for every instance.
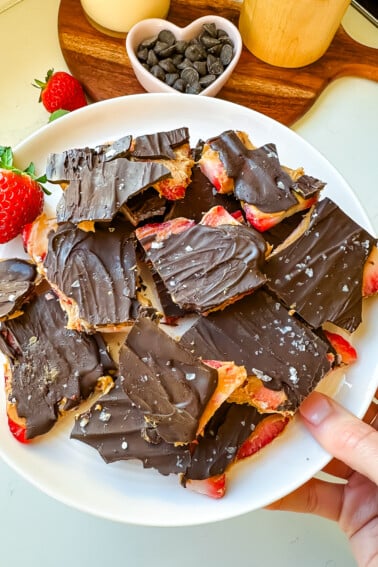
[239,0,351,68]
[80,0,171,37]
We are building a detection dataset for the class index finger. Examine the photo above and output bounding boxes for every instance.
[299,392,378,485]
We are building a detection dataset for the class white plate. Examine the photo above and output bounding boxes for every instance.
[1,94,377,527]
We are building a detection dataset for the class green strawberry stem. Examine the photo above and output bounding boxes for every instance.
[0,145,50,195]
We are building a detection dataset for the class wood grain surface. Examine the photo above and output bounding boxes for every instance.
[58,0,378,126]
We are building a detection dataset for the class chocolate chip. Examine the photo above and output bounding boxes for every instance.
[135,23,235,94]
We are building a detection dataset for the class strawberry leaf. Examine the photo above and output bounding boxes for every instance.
[48,109,70,122]
[0,146,14,169]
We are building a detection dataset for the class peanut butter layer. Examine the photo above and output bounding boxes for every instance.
[0,291,115,440]
[71,378,191,476]
[43,219,143,331]
[265,197,378,332]
[119,317,218,445]
[180,290,332,411]
[0,259,38,320]
[137,221,267,314]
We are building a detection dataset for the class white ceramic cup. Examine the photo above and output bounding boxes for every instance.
[80,0,171,37]
[239,0,351,68]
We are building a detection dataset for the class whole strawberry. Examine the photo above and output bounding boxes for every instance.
[34,69,87,113]
[0,147,46,244]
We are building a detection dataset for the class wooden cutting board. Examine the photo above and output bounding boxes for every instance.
[58,0,378,126]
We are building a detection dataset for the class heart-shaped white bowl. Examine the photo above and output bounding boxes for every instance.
[126,15,242,97]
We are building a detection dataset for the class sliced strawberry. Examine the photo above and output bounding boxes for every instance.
[183,473,226,499]
[200,205,241,227]
[236,414,290,461]
[363,244,378,297]
[323,330,358,365]
[197,360,247,436]
[7,416,29,444]
[243,194,319,233]
[154,179,187,200]
[135,217,195,252]
[228,375,288,413]
[199,148,234,194]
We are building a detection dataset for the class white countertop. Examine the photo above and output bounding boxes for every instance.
[0,2,377,566]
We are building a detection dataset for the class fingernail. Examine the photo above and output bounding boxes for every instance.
[299,392,333,426]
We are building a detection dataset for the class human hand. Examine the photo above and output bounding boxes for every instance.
[267,389,378,567]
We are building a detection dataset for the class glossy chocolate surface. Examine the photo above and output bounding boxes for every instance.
[265,198,377,331]
[71,378,190,475]
[0,291,114,439]
[180,290,332,410]
[140,222,267,313]
[119,317,218,444]
[207,131,296,213]
[44,220,141,327]
[0,259,38,319]
[130,127,190,160]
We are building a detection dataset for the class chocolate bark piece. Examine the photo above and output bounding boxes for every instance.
[121,186,167,226]
[265,197,377,332]
[166,165,241,223]
[119,317,218,444]
[0,291,115,440]
[46,137,133,183]
[206,131,296,213]
[71,378,190,476]
[130,127,190,159]
[183,402,266,481]
[137,221,267,313]
[151,268,187,320]
[180,290,332,411]
[43,220,142,331]
[292,174,326,199]
[0,259,38,320]
[55,159,170,224]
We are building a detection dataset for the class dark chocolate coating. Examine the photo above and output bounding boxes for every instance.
[292,174,326,198]
[46,137,133,183]
[0,259,37,319]
[121,186,167,226]
[180,290,332,410]
[44,220,141,327]
[140,223,267,313]
[0,291,115,439]
[263,211,306,248]
[183,402,266,481]
[119,317,218,444]
[71,378,190,475]
[166,165,241,223]
[207,131,296,213]
[131,127,190,159]
[265,198,377,332]
[56,159,170,224]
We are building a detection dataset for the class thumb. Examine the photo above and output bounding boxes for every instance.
[299,391,378,485]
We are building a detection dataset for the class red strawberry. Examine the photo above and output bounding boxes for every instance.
[323,330,358,365]
[33,69,87,113]
[183,474,226,499]
[236,414,290,461]
[7,416,29,444]
[0,146,46,244]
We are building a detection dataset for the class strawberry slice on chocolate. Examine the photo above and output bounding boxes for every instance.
[199,130,324,231]
[0,290,115,441]
[265,197,378,332]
